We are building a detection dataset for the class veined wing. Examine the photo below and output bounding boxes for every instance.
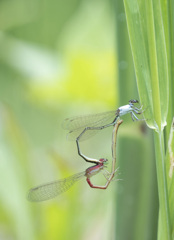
[28,171,85,202]
[63,110,117,141]
[62,111,116,130]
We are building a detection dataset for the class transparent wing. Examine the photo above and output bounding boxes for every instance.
[66,129,100,141]
[62,111,116,130]
[28,171,85,202]
[62,111,117,141]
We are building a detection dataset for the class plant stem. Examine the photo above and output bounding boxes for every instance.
[154,131,171,239]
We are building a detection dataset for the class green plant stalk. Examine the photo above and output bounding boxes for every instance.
[147,0,162,131]
[165,0,174,140]
[115,2,158,239]
[154,130,171,239]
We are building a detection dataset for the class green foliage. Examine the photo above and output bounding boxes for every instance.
[123,0,174,239]
[0,1,117,239]
[1,0,174,239]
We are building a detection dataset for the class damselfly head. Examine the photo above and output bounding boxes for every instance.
[99,158,108,164]
[116,108,120,115]
[129,99,139,104]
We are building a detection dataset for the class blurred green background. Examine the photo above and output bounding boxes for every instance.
[0,0,158,239]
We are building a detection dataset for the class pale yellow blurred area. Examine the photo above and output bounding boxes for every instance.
[0,1,119,240]
[27,0,117,108]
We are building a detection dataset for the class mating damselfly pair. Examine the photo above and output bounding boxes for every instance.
[28,100,143,202]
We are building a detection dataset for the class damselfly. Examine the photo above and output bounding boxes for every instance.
[63,100,142,163]
[63,100,142,142]
[28,158,109,202]
[27,120,123,202]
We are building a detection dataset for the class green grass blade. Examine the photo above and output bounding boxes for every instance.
[123,0,171,239]
[153,131,171,239]
[115,1,158,239]
[123,0,169,131]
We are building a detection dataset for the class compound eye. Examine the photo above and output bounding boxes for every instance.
[129,99,139,104]
[99,158,108,163]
